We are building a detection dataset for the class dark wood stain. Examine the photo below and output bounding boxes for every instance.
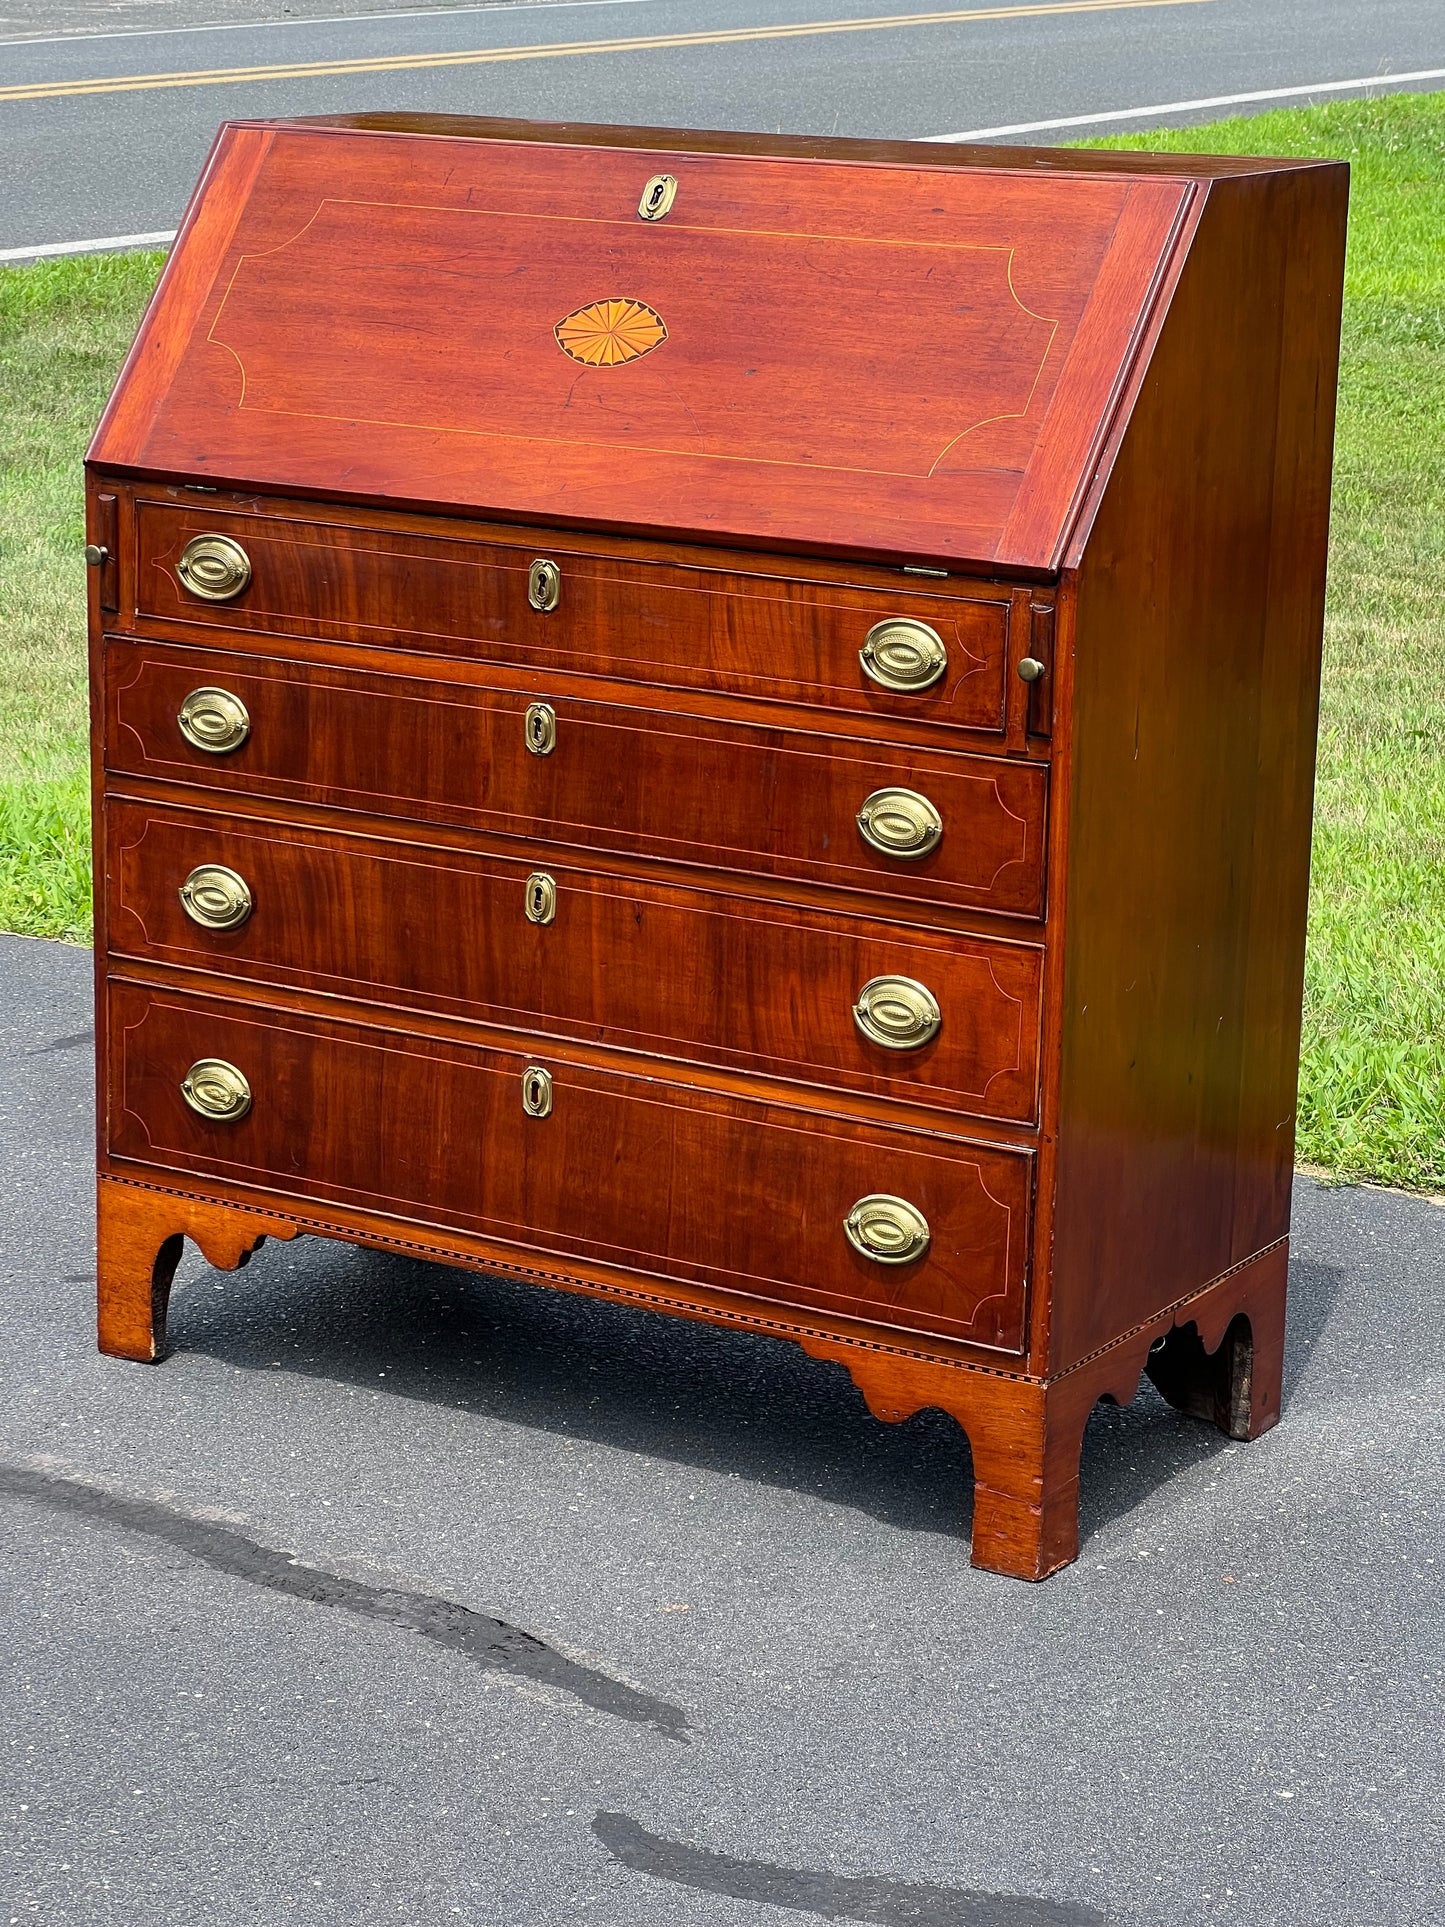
[87,114,1347,1581]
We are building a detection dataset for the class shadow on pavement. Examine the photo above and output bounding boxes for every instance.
[168,1227,1343,1553]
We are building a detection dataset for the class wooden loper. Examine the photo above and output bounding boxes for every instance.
[85,114,1348,1579]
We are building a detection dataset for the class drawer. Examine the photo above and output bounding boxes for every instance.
[105,642,1048,919]
[105,981,1032,1351]
[106,801,1044,1124]
[133,499,1015,734]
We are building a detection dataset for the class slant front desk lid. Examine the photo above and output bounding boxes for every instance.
[92,116,1200,570]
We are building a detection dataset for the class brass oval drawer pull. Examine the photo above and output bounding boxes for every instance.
[522,1064,554,1118]
[524,872,557,925]
[859,618,947,694]
[525,701,557,756]
[528,558,561,612]
[853,975,941,1051]
[844,1194,930,1265]
[178,686,250,755]
[177,534,252,602]
[179,863,253,931]
[180,1057,252,1122]
[856,787,942,860]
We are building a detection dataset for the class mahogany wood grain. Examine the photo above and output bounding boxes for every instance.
[96,1173,298,1361]
[106,799,1044,1123]
[103,639,1049,918]
[88,120,1190,571]
[85,118,1345,1580]
[133,498,1015,735]
[95,1164,1283,1575]
[1046,163,1347,1371]
[106,979,1034,1351]
[310,112,1338,181]
[814,1239,1285,1577]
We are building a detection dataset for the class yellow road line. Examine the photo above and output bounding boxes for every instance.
[3,0,1217,104]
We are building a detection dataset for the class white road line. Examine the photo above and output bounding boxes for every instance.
[0,0,669,50]
[925,67,1445,140]
[5,64,1443,266]
[0,229,176,262]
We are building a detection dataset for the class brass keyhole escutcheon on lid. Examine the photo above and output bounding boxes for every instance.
[177,533,252,602]
[522,1064,554,1118]
[844,1194,930,1265]
[525,702,557,756]
[181,1057,252,1122]
[178,686,250,755]
[638,173,678,221]
[179,863,253,931]
[859,618,947,694]
[524,872,557,925]
[856,787,942,860]
[853,976,941,1051]
[528,558,561,612]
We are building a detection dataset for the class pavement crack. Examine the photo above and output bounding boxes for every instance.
[590,1813,1108,1925]
[27,1026,94,1055]
[0,1459,690,1742]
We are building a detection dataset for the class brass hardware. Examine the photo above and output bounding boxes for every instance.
[176,533,252,602]
[524,872,557,925]
[83,543,109,567]
[522,1065,554,1118]
[852,976,941,1051]
[902,565,948,578]
[179,863,253,931]
[524,702,557,756]
[859,618,948,694]
[855,787,942,861]
[528,558,561,612]
[638,173,678,221]
[844,1194,931,1265]
[178,686,251,754]
[180,1057,252,1122]
[1017,657,1047,683]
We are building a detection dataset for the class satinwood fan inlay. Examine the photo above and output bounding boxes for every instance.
[554,298,668,367]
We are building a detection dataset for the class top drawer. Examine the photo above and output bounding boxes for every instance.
[132,499,1016,735]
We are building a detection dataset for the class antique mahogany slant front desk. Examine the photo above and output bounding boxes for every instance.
[86,115,1348,1579]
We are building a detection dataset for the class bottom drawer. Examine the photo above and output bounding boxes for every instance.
[106,982,1032,1352]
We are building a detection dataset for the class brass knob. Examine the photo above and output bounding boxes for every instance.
[859,618,947,694]
[524,872,557,925]
[178,686,250,754]
[844,1194,930,1265]
[1017,657,1046,683]
[856,787,942,861]
[180,1058,252,1122]
[528,558,561,612]
[179,863,253,931]
[524,702,557,756]
[853,976,941,1051]
[177,534,252,602]
[522,1064,553,1118]
[84,543,109,567]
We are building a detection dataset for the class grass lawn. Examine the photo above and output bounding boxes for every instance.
[1,93,1442,1183]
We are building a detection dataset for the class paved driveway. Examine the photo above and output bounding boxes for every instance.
[2,927,1442,1926]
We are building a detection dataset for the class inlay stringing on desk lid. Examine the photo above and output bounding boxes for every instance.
[87,114,1348,1581]
[91,116,1190,569]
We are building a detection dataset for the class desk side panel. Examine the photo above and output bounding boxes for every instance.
[1048,163,1347,1371]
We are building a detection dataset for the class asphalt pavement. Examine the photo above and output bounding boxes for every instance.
[2,0,1443,255]
[2,927,1443,1925]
